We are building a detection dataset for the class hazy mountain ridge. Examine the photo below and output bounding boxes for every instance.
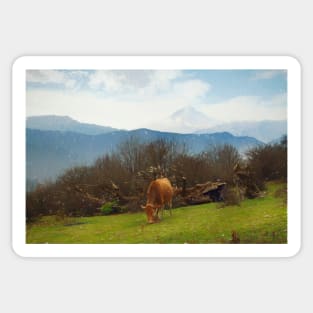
[26,128,263,183]
[27,114,287,143]
[27,115,117,135]
[168,106,218,132]
[195,120,287,143]
[145,106,218,134]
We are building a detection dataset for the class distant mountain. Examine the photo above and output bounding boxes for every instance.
[170,106,218,131]
[195,120,287,143]
[146,106,218,134]
[27,115,117,135]
[26,128,263,184]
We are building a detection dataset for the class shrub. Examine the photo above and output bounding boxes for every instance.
[218,186,242,208]
[100,201,124,215]
[202,144,241,184]
[246,137,287,184]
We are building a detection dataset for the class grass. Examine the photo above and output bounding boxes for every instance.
[26,181,287,244]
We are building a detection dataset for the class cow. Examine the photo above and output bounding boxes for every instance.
[141,178,173,223]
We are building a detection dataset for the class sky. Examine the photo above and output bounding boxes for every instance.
[26,69,287,132]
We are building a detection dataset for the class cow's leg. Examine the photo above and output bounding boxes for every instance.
[159,205,164,219]
[169,200,172,216]
[154,208,159,221]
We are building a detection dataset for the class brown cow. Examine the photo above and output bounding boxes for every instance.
[141,178,173,223]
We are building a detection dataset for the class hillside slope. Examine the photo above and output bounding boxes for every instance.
[27,182,287,244]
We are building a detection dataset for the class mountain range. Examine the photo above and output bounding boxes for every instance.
[148,106,218,133]
[27,115,117,135]
[142,107,286,142]
[26,115,264,184]
[195,120,287,143]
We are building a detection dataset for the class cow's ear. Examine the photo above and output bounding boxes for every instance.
[141,205,146,210]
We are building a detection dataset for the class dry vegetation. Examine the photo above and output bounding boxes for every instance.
[26,136,287,221]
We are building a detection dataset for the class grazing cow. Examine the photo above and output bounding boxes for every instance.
[141,178,173,223]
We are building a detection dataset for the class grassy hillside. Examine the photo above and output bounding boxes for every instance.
[26,182,287,244]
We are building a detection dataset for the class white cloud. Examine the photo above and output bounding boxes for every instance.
[173,79,211,100]
[26,70,210,104]
[26,69,211,131]
[147,70,182,93]
[26,89,186,130]
[88,70,183,95]
[268,93,287,106]
[88,71,129,92]
[27,70,77,89]
[251,70,286,80]
[26,86,286,133]
[26,70,287,133]
[198,94,287,122]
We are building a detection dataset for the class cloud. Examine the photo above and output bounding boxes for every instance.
[198,94,287,122]
[251,70,286,80]
[26,70,81,89]
[173,79,211,100]
[268,93,287,106]
[147,70,182,93]
[26,69,214,132]
[26,69,287,132]
[26,74,211,130]
[88,71,129,92]
[26,70,210,105]
[26,89,188,130]
[26,85,286,133]
[88,70,183,95]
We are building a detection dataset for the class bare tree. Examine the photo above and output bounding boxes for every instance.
[202,144,241,183]
[118,136,144,174]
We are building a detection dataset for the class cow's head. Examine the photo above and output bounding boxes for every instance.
[141,204,157,224]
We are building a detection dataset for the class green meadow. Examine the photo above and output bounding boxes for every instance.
[26,182,287,244]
